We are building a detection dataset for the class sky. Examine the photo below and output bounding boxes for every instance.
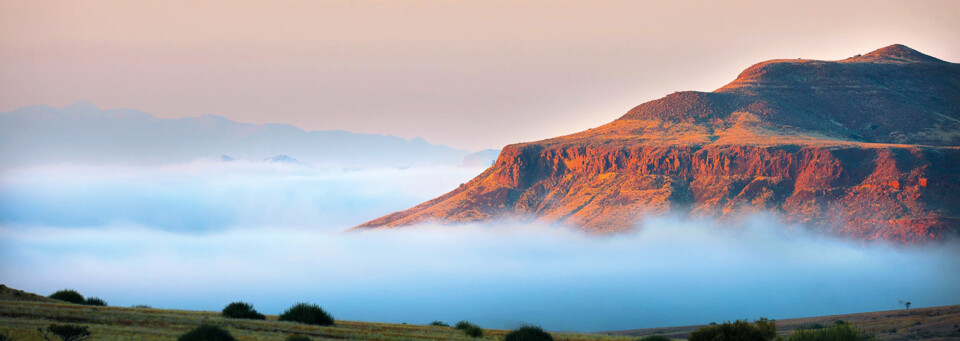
[1,0,959,150]
[2,2,959,331]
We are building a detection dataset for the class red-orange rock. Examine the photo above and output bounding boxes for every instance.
[355,44,960,243]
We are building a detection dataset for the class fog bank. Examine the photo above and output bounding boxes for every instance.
[1,163,958,331]
[0,161,481,230]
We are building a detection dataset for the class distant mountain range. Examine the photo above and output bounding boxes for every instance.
[0,101,470,167]
[356,44,960,243]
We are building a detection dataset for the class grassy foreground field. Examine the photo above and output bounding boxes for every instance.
[0,285,628,341]
[604,305,960,340]
[2,284,959,340]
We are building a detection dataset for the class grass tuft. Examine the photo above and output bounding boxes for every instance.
[788,322,873,341]
[689,318,777,341]
[178,324,236,341]
[42,324,91,341]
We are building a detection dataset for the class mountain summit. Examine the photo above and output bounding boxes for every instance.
[848,43,946,64]
[355,45,960,243]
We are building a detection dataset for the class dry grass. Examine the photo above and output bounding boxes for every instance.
[602,305,960,341]
[0,299,632,341]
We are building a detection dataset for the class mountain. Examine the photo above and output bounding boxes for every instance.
[0,102,469,167]
[356,44,960,243]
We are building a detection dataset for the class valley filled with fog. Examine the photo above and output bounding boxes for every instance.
[1,161,958,332]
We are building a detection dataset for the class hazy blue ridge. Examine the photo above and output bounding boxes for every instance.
[0,101,470,167]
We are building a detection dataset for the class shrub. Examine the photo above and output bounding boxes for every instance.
[0,332,11,341]
[429,320,450,327]
[221,301,266,320]
[279,303,334,326]
[462,325,483,338]
[178,324,236,341]
[455,320,478,330]
[41,324,91,341]
[48,289,85,304]
[83,297,107,306]
[455,321,483,338]
[285,335,312,341]
[131,304,152,308]
[689,318,777,341]
[788,323,872,341]
[505,325,553,341]
[636,336,672,341]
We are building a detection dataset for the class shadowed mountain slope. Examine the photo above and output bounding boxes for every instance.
[356,45,960,243]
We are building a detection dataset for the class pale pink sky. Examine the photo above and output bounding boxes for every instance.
[2,0,958,150]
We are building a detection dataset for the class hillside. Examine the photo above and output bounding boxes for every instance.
[355,44,960,243]
[0,102,468,167]
[0,285,57,303]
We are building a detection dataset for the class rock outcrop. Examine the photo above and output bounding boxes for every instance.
[356,45,960,243]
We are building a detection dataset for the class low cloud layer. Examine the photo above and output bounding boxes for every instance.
[0,161,481,230]
[1,163,958,332]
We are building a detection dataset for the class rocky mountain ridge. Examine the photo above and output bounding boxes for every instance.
[356,45,960,243]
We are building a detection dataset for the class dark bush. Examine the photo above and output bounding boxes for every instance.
[131,304,152,309]
[429,320,450,327]
[455,320,477,330]
[42,324,91,341]
[178,324,236,341]
[221,301,266,320]
[0,332,9,341]
[279,303,334,326]
[285,335,312,341]
[636,336,672,341]
[83,297,107,306]
[462,325,483,338]
[788,323,872,341]
[455,321,483,338]
[689,318,777,341]
[48,289,85,304]
[505,325,553,341]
